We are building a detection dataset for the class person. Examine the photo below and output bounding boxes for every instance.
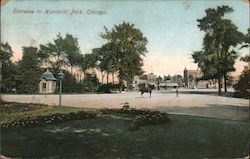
[149,87,152,98]
[176,87,179,97]
[141,90,144,96]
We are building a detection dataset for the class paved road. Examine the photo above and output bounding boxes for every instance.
[2,89,249,120]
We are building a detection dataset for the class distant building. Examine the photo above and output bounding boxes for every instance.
[147,73,157,86]
[39,69,57,94]
[132,73,179,90]
[132,75,147,90]
[183,68,215,89]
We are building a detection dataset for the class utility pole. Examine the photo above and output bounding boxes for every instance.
[0,59,2,101]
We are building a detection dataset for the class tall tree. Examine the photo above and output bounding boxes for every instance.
[100,22,148,91]
[80,52,98,82]
[16,47,41,93]
[0,42,17,93]
[38,33,81,74]
[193,5,243,94]
[95,44,117,84]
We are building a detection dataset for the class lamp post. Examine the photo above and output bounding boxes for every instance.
[58,70,64,106]
[0,59,2,101]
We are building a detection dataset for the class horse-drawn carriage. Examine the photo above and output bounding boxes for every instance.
[138,83,154,98]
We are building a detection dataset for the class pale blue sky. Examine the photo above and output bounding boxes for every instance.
[1,0,249,76]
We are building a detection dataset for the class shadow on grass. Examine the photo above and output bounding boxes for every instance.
[155,104,249,121]
[1,113,248,159]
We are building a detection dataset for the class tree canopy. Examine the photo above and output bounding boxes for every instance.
[16,47,41,93]
[0,42,17,93]
[39,33,82,74]
[100,22,148,90]
[192,5,244,94]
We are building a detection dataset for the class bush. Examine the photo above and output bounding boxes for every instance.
[97,84,111,93]
[97,84,122,93]
[129,112,170,131]
[100,106,171,131]
[233,69,250,99]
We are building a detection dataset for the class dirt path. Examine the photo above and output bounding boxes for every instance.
[2,90,249,120]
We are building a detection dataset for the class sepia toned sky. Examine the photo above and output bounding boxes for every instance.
[1,0,249,76]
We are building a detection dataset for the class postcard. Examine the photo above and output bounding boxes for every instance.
[0,0,249,158]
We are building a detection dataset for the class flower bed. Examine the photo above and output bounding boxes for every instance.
[129,111,170,131]
[100,105,171,131]
[0,102,48,113]
[1,111,97,128]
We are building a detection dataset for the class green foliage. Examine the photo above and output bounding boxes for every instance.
[0,42,17,93]
[234,68,250,98]
[234,28,250,98]
[97,84,112,93]
[0,42,13,60]
[100,107,170,131]
[193,5,244,93]
[81,53,98,72]
[16,47,41,93]
[61,70,81,93]
[38,33,82,73]
[97,84,121,93]
[83,73,100,92]
[100,22,148,89]
[129,111,170,131]
[1,61,17,93]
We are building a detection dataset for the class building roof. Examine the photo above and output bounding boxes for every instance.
[40,69,57,81]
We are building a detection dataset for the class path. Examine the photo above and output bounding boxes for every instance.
[2,89,249,120]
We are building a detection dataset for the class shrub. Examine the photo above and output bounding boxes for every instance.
[97,84,112,93]
[233,69,250,99]
[129,112,170,131]
[99,106,171,131]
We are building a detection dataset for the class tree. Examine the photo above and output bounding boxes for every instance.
[234,28,250,98]
[100,22,148,91]
[38,33,81,74]
[16,47,41,93]
[193,5,244,94]
[0,42,17,93]
[96,44,117,84]
[234,69,250,98]
[80,52,98,82]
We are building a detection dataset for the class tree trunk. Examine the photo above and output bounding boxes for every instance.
[112,73,114,84]
[119,80,122,93]
[71,66,73,75]
[101,72,104,84]
[218,76,222,95]
[224,74,227,93]
[106,72,109,84]
[127,80,129,92]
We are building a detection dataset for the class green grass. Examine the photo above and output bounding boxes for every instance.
[1,112,248,158]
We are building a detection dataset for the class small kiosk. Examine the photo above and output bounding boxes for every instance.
[39,69,57,94]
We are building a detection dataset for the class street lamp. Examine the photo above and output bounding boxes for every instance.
[58,70,64,106]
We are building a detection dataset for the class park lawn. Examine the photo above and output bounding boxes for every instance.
[1,108,248,159]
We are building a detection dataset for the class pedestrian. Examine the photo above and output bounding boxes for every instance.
[149,87,152,98]
[141,90,144,96]
[176,87,179,97]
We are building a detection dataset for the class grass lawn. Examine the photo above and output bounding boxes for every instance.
[0,102,248,158]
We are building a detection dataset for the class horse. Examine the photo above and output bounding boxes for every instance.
[139,84,153,98]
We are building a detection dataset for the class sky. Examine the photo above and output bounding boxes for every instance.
[1,0,249,77]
